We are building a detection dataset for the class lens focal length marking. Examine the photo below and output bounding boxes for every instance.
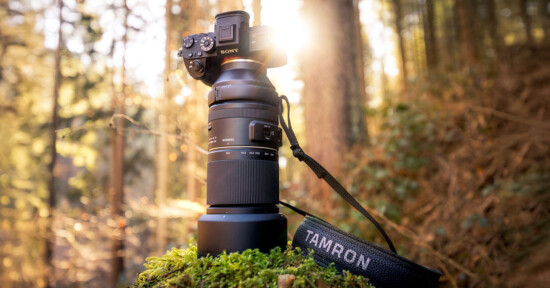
[209,145,277,152]
[209,147,277,162]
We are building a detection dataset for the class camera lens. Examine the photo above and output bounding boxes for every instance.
[206,60,280,205]
[197,59,287,257]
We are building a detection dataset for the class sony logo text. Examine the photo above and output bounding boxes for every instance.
[305,230,371,271]
[220,48,238,54]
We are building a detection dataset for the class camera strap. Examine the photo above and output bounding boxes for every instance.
[278,95,441,288]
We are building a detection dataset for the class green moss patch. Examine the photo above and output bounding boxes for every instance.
[135,244,373,288]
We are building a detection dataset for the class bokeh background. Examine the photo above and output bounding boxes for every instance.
[1,0,549,287]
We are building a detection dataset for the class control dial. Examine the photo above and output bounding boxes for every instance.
[200,36,215,52]
[191,60,204,73]
[183,36,194,48]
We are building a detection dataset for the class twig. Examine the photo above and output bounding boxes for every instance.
[110,113,148,129]
[122,128,208,155]
[145,267,186,286]
[435,156,457,217]
[56,123,106,138]
[369,209,479,280]
[161,267,186,279]
[467,105,550,129]
[438,100,550,129]
[194,171,207,185]
[109,114,208,155]
[436,258,458,288]
[56,114,209,155]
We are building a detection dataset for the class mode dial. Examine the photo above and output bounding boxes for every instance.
[183,36,194,48]
[200,36,215,52]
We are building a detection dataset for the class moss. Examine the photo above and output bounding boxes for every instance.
[135,244,374,288]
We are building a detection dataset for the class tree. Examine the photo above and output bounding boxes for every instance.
[252,0,262,26]
[392,0,408,91]
[456,0,478,66]
[155,0,172,256]
[47,1,63,286]
[109,0,129,286]
[351,0,367,142]
[486,0,500,52]
[424,0,438,71]
[519,0,534,44]
[217,0,244,12]
[301,0,367,215]
[544,0,550,42]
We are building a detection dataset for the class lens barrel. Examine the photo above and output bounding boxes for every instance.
[197,59,287,257]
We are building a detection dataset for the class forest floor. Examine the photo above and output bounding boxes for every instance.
[414,43,549,287]
[335,43,550,288]
[496,44,550,288]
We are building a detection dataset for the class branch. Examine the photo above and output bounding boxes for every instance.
[109,114,208,155]
[55,114,208,156]
[109,113,148,128]
[467,105,550,129]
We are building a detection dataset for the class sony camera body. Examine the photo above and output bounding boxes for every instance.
[179,11,286,86]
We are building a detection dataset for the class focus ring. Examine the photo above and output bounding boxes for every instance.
[207,159,279,205]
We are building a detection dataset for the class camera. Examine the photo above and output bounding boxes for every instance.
[178,12,443,288]
[179,11,288,257]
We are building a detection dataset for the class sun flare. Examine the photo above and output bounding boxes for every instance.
[243,0,311,103]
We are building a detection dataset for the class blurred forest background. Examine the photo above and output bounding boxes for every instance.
[1,0,549,287]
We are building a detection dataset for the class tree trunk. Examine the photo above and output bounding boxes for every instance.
[350,0,368,144]
[544,0,550,42]
[392,0,408,91]
[187,0,197,197]
[46,1,63,287]
[520,0,534,44]
[110,0,128,286]
[413,0,426,73]
[218,0,244,13]
[442,0,458,71]
[486,0,500,52]
[456,0,477,66]
[302,0,367,215]
[252,0,261,26]
[452,0,463,66]
[156,0,172,255]
[424,0,438,71]
[182,0,201,242]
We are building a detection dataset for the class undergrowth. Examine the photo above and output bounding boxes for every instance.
[337,44,550,287]
[135,244,373,288]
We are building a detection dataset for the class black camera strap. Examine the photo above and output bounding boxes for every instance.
[278,95,396,252]
[278,95,441,287]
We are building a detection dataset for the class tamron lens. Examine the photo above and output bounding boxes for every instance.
[179,11,287,256]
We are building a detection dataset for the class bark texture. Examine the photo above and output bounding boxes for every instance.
[302,0,367,214]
